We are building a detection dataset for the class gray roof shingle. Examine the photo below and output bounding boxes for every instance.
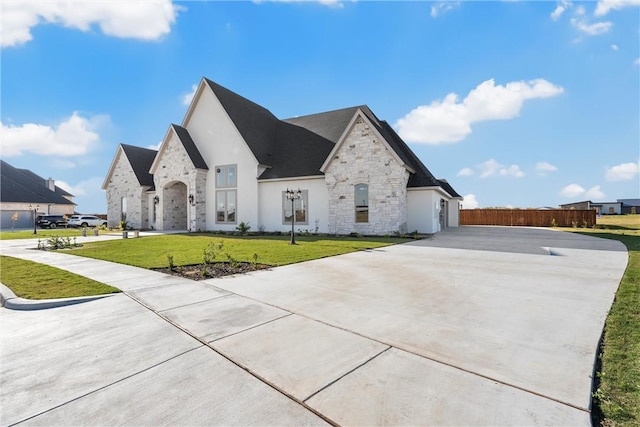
[171,125,208,170]
[0,160,76,205]
[120,144,157,188]
[182,79,459,196]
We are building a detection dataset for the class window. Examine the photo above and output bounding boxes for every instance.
[215,164,237,224]
[355,184,368,223]
[216,165,236,188]
[282,190,308,224]
[121,197,127,215]
[216,190,236,223]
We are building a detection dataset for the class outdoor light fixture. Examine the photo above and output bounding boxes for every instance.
[154,196,159,205]
[28,204,39,235]
[188,194,195,205]
[285,188,302,245]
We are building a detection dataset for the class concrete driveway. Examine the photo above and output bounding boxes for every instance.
[0,226,628,425]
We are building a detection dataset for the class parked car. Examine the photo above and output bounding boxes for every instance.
[67,215,107,228]
[36,215,68,229]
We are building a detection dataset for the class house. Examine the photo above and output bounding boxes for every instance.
[103,78,462,235]
[560,200,624,215]
[618,199,640,214]
[0,160,75,229]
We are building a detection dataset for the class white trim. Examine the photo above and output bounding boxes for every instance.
[407,186,463,200]
[257,175,325,183]
[102,145,125,189]
[149,125,176,175]
[181,77,207,129]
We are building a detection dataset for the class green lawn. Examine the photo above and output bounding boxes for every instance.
[68,233,408,268]
[565,215,639,425]
[0,255,120,299]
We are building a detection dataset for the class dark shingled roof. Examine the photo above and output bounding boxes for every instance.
[205,78,334,179]
[437,179,462,198]
[171,124,208,170]
[120,144,157,187]
[285,105,444,189]
[0,160,75,205]
[189,79,459,195]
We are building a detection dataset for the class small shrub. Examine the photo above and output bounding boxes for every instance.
[236,221,251,235]
[119,213,128,230]
[166,254,175,271]
[551,218,558,227]
[252,253,259,267]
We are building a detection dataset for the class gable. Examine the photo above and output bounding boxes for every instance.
[150,125,208,174]
[321,109,413,174]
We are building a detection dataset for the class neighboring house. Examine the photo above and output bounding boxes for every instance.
[103,78,462,234]
[0,160,75,229]
[618,199,640,214]
[560,200,623,215]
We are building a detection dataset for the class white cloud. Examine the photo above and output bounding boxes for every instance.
[462,194,478,209]
[457,167,474,177]
[560,183,586,198]
[395,78,564,144]
[605,161,640,181]
[146,142,162,151]
[551,0,572,20]
[634,58,640,66]
[430,1,460,18]
[1,0,182,48]
[499,165,525,178]
[56,177,107,213]
[571,18,612,35]
[1,112,101,157]
[595,0,640,16]
[586,185,605,199]
[478,158,524,178]
[536,161,558,175]
[611,43,619,50]
[182,84,198,106]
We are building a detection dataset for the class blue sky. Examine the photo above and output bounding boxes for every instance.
[2,0,639,213]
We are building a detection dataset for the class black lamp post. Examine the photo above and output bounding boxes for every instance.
[28,204,39,235]
[285,188,301,245]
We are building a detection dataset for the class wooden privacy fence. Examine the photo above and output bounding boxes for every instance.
[460,209,596,227]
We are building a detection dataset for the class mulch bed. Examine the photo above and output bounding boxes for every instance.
[153,262,270,281]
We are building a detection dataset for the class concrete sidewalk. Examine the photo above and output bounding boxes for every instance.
[0,227,628,425]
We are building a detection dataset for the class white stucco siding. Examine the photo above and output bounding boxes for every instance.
[407,189,439,234]
[324,115,410,235]
[105,151,149,229]
[258,178,329,233]
[183,85,260,231]
[448,200,460,227]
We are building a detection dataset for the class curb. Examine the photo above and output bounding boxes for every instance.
[1,283,116,311]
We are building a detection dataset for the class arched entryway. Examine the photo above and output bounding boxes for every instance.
[162,181,188,230]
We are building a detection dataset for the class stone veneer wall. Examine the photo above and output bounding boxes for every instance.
[105,152,148,229]
[324,116,410,235]
[153,131,207,231]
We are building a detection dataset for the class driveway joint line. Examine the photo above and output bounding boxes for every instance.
[8,346,204,427]
[121,291,338,425]
[303,345,392,403]
[207,312,294,343]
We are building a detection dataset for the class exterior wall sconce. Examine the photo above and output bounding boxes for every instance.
[154,196,159,205]
[188,194,195,206]
[28,204,40,235]
[285,188,301,245]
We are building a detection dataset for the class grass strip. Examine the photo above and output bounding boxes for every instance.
[0,255,120,299]
[68,233,407,268]
[567,218,639,425]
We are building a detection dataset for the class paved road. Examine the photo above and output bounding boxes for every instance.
[0,227,628,425]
